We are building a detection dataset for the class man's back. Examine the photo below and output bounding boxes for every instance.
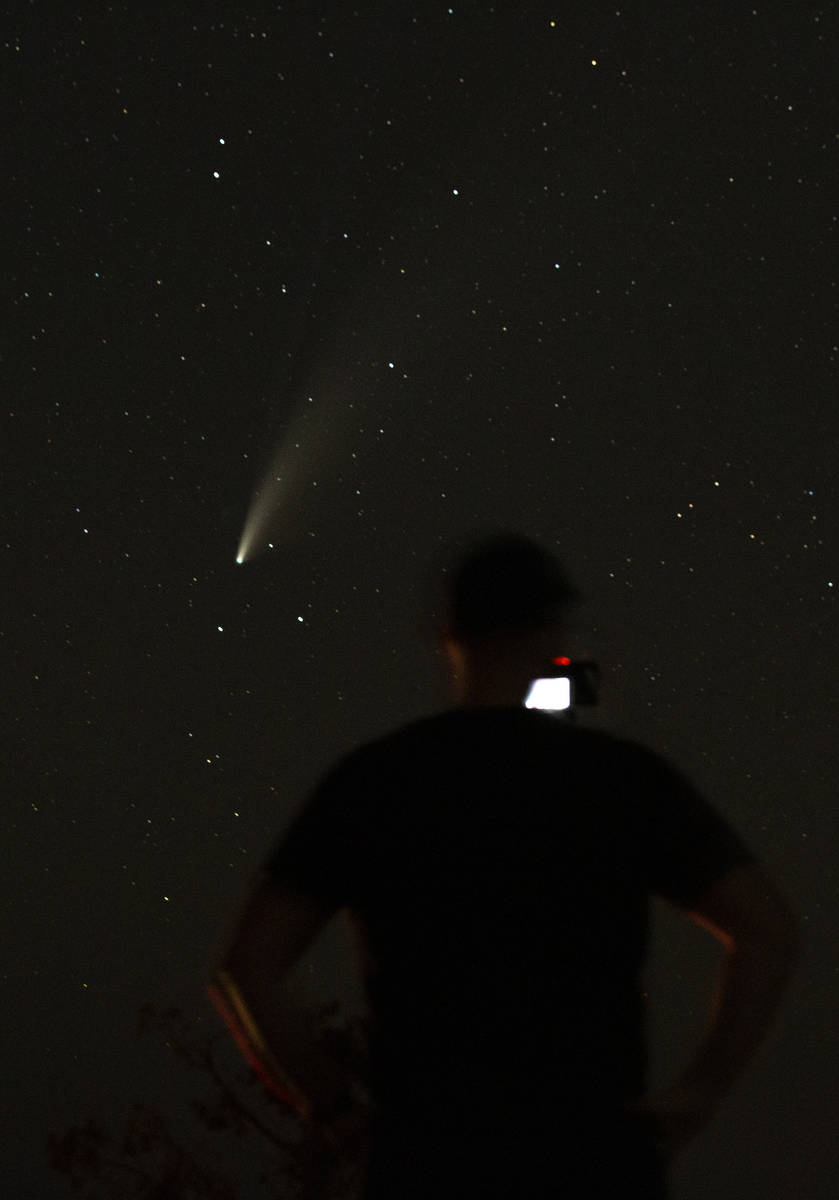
[266,707,753,1138]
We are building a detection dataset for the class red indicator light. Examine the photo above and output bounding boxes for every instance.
[552,656,571,666]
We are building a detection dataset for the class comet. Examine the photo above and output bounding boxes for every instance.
[234,391,331,564]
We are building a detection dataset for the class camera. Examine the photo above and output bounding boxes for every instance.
[524,657,600,713]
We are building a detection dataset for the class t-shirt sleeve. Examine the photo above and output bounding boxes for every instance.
[630,744,758,908]
[263,752,368,913]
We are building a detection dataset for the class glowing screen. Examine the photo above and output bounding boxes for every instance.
[524,676,571,711]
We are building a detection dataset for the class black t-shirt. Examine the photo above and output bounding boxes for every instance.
[265,708,754,1131]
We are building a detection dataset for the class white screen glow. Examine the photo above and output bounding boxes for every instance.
[524,677,571,711]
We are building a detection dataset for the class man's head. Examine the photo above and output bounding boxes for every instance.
[438,533,580,707]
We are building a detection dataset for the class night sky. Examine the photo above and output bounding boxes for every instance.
[5,3,837,1196]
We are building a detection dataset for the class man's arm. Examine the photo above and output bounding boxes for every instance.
[633,862,801,1153]
[208,872,340,1120]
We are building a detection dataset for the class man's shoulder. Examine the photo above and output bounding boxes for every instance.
[339,709,667,777]
[334,710,469,772]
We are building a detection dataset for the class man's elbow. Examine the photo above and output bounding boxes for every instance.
[691,863,803,970]
[740,871,801,963]
[208,939,264,1010]
[734,906,802,992]
[771,895,802,962]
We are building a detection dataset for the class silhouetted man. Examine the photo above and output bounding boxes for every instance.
[209,534,799,1198]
